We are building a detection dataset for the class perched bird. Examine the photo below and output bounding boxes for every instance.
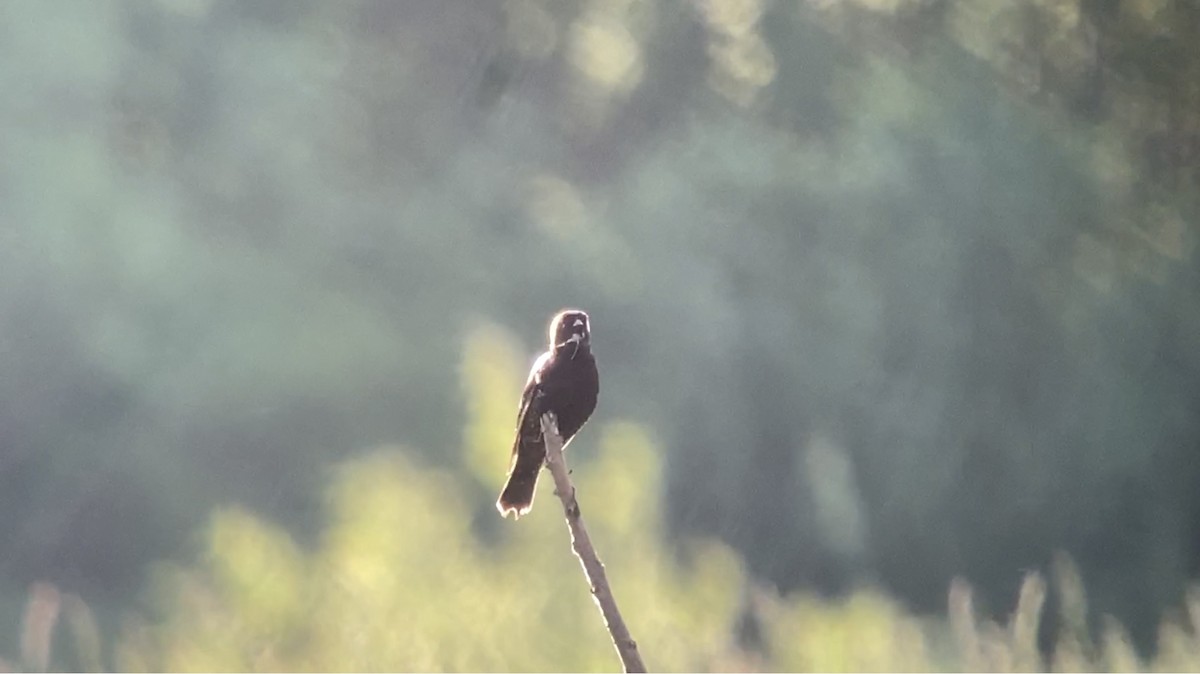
[497,309,600,519]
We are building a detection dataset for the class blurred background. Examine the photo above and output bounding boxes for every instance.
[1,0,1199,670]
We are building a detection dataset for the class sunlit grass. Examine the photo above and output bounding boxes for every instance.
[14,442,1200,672]
[10,321,1200,672]
[111,436,746,672]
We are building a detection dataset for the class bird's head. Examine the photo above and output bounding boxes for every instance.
[549,309,591,357]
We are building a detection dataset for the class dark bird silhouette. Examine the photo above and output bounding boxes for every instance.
[497,309,599,519]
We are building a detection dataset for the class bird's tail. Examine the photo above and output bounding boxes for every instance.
[496,439,545,519]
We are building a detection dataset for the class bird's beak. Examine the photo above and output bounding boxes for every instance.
[558,332,583,358]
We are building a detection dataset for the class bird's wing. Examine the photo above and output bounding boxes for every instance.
[515,351,551,425]
[512,351,551,443]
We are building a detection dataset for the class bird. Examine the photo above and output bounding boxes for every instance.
[496,309,599,519]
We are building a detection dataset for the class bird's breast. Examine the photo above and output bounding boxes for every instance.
[539,352,598,441]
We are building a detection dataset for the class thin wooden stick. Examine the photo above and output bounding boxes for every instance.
[540,413,647,673]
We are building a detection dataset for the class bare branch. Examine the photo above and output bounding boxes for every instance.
[540,413,647,674]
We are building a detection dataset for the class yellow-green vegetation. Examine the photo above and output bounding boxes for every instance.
[5,321,1189,672]
[106,442,1200,672]
[115,437,745,671]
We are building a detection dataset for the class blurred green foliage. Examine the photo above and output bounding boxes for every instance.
[16,327,1181,671]
[10,437,1200,671]
[114,452,737,671]
[1,0,1199,668]
[115,329,746,671]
